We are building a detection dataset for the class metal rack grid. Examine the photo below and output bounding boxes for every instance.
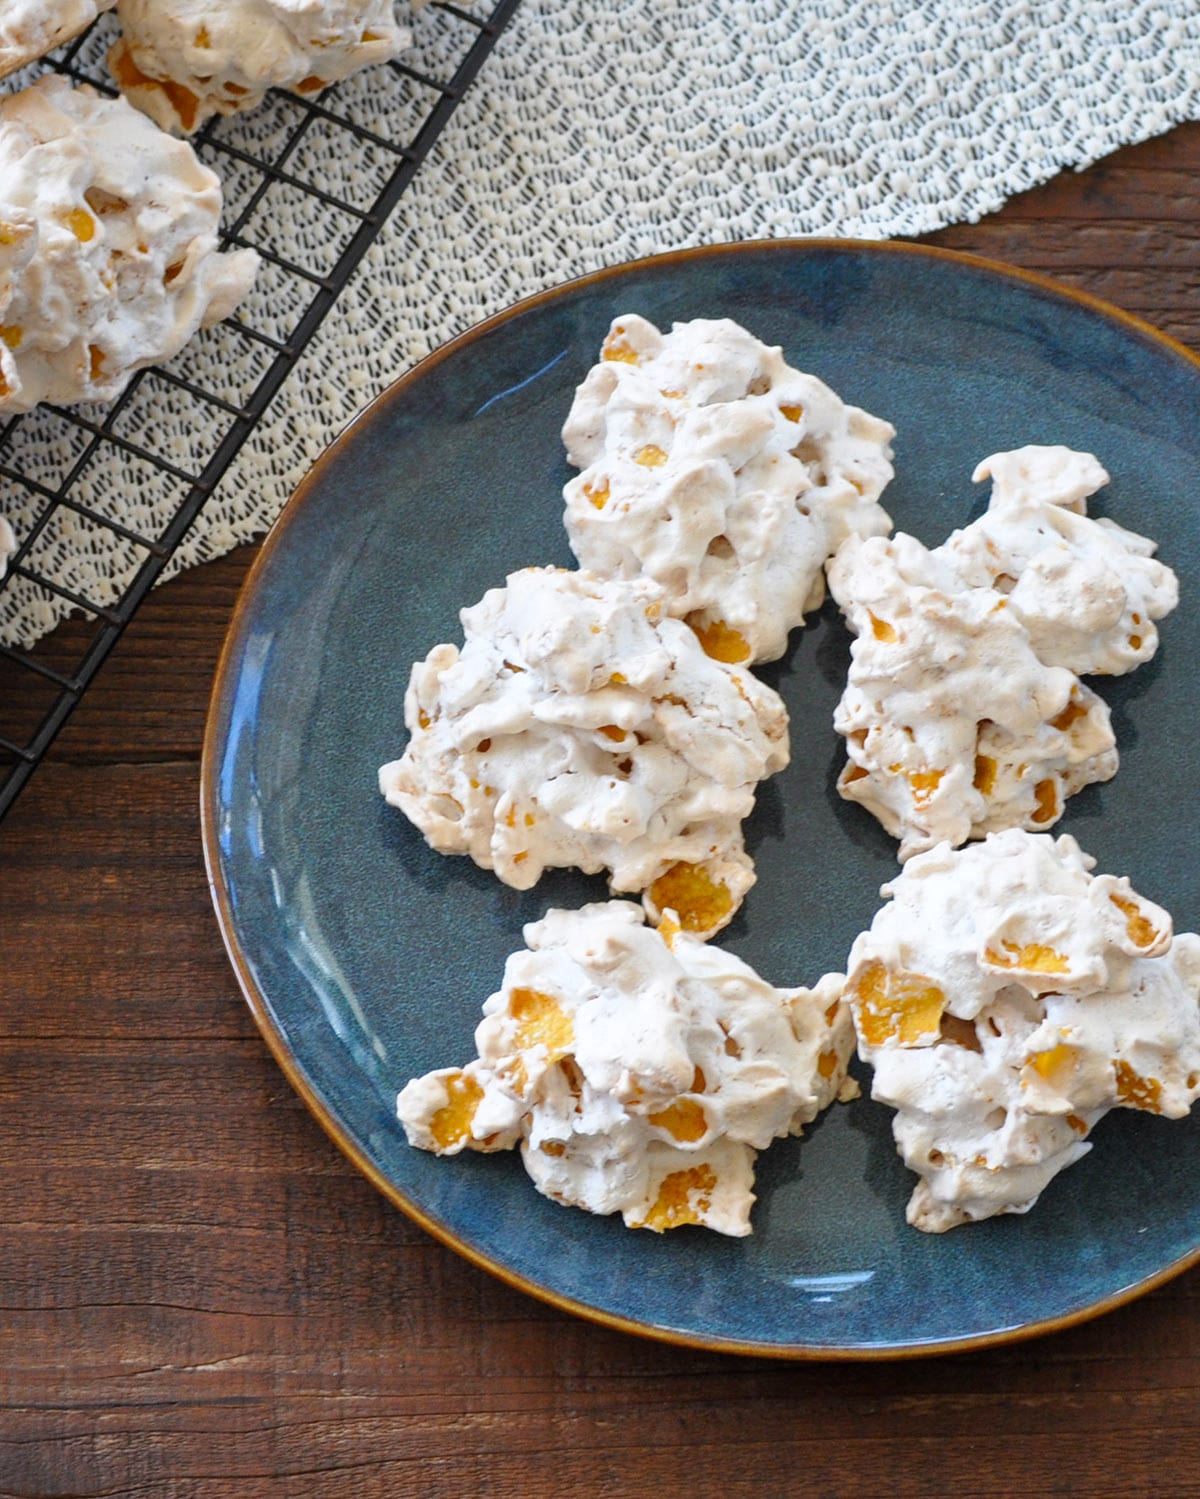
[0,0,520,819]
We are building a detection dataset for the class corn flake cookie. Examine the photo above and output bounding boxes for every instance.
[398,901,857,1236]
[0,1,116,80]
[828,532,1116,860]
[845,830,1200,1232]
[110,0,412,134]
[562,314,894,665]
[0,77,258,414]
[379,567,789,939]
[939,446,1178,677]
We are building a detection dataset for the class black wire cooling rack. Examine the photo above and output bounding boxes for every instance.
[0,0,520,819]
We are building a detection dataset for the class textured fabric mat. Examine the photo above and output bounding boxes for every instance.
[4,0,1200,647]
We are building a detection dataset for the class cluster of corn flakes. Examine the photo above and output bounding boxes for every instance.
[845,829,1200,1231]
[830,446,1177,859]
[379,565,789,940]
[562,313,895,664]
[398,901,856,1236]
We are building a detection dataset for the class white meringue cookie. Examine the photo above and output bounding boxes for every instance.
[939,446,1178,676]
[380,566,789,939]
[0,515,14,577]
[828,532,1117,859]
[0,1,116,80]
[397,900,856,1236]
[845,830,1200,1232]
[0,77,258,414]
[110,0,411,134]
[561,314,894,665]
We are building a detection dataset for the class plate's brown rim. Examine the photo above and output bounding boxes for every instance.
[200,236,1200,1361]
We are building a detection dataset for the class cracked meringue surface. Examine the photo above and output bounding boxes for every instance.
[0,0,116,80]
[109,0,412,134]
[939,446,1179,677]
[0,76,259,414]
[379,566,789,939]
[561,314,894,665]
[828,530,1117,860]
[397,900,856,1236]
[845,830,1200,1232]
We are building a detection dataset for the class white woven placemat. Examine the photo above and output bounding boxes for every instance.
[4,0,1200,647]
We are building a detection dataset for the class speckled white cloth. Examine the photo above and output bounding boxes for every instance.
[4,0,1200,647]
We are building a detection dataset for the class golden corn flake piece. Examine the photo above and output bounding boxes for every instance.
[633,444,668,468]
[65,207,95,243]
[647,1097,709,1143]
[602,330,641,364]
[686,613,752,664]
[1114,1061,1162,1114]
[984,941,1070,975]
[648,862,733,937]
[633,1164,719,1232]
[1111,894,1160,951]
[1030,779,1059,825]
[508,988,574,1061]
[1025,1040,1080,1091]
[973,754,998,795]
[849,960,946,1047]
[908,769,943,805]
[1050,696,1090,733]
[656,911,682,950]
[429,1071,484,1151]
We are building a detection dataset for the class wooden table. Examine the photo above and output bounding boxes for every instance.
[4,127,1200,1497]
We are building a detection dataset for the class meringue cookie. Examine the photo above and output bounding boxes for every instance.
[110,0,411,134]
[0,0,116,80]
[397,900,856,1236]
[845,830,1200,1232]
[380,566,789,938]
[561,314,894,664]
[0,77,258,414]
[938,446,1178,676]
[0,515,14,577]
[828,532,1116,859]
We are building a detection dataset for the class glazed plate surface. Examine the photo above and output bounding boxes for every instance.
[203,242,1200,1356]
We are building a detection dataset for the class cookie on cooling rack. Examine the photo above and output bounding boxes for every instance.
[0,1,116,81]
[0,75,259,415]
[109,0,413,134]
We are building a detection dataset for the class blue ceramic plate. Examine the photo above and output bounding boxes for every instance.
[203,242,1200,1357]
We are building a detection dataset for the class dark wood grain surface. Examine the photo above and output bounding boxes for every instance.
[4,126,1200,1499]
